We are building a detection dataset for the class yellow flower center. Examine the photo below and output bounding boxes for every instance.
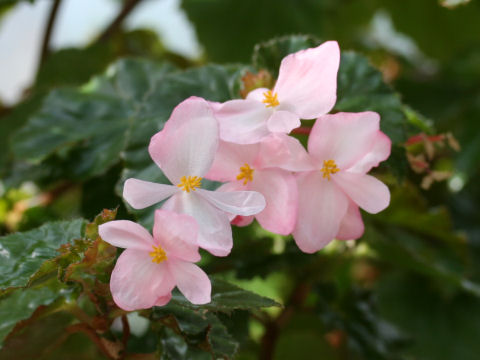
[262,90,279,108]
[177,176,202,193]
[149,245,167,264]
[320,160,340,180]
[236,163,255,185]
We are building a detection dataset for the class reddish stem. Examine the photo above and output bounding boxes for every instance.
[291,126,311,135]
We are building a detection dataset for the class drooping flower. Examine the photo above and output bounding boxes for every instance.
[215,41,340,144]
[293,112,391,253]
[123,96,266,257]
[98,210,211,310]
[205,134,311,235]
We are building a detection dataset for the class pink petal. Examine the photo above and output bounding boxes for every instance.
[205,141,260,182]
[347,132,391,174]
[336,201,364,241]
[197,188,266,216]
[110,249,175,311]
[333,172,390,214]
[153,210,200,262]
[251,168,298,235]
[123,178,178,209]
[308,112,381,170]
[266,110,301,134]
[99,220,153,251]
[168,259,211,305]
[293,172,349,253]
[148,97,219,184]
[258,133,314,171]
[274,41,340,119]
[162,192,233,257]
[154,293,172,307]
[231,215,255,227]
[215,99,272,144]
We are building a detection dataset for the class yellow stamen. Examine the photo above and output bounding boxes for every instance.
[149,245,167,264]
[320,160,340,180]
[262,90,279,108]
[177,176,202,193]
[236,163,255,185]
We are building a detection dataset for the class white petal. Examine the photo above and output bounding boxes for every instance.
[197,188,265,216]
[123,178,178,209]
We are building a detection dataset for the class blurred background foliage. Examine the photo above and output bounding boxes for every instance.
[0,0,479,359]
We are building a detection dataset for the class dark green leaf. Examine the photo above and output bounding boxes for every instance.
[0,219,85,292]
[0,285,63,346]
[171,278,281,313]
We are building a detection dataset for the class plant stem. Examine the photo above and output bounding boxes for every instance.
[39,0,63,67]
[259,282,311,360]
[97,0,144,43]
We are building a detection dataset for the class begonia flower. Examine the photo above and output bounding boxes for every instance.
[205,135,309,235]
[215,41,340,144]
[293,112,391,253]
[123,97,266,257]
[98,210,211,310]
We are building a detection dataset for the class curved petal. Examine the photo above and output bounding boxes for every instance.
[293,172,348,253]
[205,141,260,182]
[197,188,265,216]
[99,220,153,251]
[347,132,391,174]
[333,172,390,214]
[110,249,175,311]
[246,87,270,102]
[308,112,381,169]
[154,292,172,307]
[266,110,301,134]
[251,169,298,235]
[231,215,255,227]
[148,96,219,184]
[123,178,178,209]
[336,201,364,241]
[162,193,233,257]
[153,210,200,262]
[168,259,211,305]
[215,99,272,144]
[274,41,340,119]
[258,133,314,172]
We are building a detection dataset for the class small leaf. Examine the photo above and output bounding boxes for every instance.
[171,278,281,313]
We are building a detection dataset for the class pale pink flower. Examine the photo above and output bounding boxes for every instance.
[98,210,211,310]
[293,112,391,253]
[123,97,266,257]
[215,41,340,144]
[205,135,309,235]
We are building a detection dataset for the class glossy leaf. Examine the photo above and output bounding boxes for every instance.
[0,219,85,292]
[171,278,281,313]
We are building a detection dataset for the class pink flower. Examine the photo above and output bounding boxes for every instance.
[215,41,340,144]
[123,97,266,257]
[293,112,391,253]
[205,135,308,235]
[98,210,211,310]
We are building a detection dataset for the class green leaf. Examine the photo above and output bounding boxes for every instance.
[0,284,63,347]
[364,184,480,297]
[252,35,321,76]
[152,303,238,359]
[0,219,85,292]
[171,278,281,313]
[182,0,330,63]
[0,306,76,359]
[335,51,407,144]
[11,59,246,187]
[378,273,480,360]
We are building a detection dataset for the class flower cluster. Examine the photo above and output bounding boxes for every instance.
[99,41,391,311]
